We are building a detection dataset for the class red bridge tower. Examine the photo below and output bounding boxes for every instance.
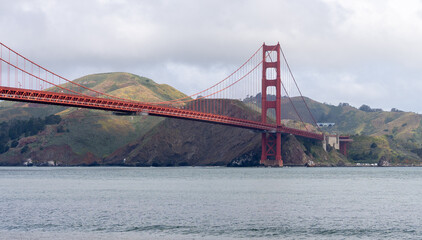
[260,43,283,167]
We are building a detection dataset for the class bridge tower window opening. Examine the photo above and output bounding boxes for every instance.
[265,50,278,63]
[266,86,277,121]
[266,67,277,80]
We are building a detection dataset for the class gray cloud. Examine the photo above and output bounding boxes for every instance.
[1,0,422,112]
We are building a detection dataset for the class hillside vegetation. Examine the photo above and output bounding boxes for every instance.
[0,72,348,167]
[1,73,421,166]
[244,93,422,166]
[0,73,187,165]
[294,98,422,166]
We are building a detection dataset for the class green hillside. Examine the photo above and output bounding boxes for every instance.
[301,100,422,166]
[245,94,422,166]
[0,74,348,167]
[2,75,422,167]
[104,100,347,167]
[0,73,188,165]
[66,72,187,102]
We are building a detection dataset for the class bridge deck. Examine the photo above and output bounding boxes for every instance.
[0,86,324,141]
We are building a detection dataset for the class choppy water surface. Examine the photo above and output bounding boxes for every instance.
[1,167,422,239]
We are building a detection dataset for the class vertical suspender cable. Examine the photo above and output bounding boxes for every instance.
[280,45,319,129]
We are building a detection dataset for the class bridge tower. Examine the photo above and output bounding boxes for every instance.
[260,43,283,167]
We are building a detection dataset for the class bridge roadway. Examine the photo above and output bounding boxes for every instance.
[0,86,324,141]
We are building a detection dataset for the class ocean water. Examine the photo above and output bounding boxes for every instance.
[1,167,422,239]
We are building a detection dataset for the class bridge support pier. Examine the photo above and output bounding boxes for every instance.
[339,136,353,157]
[260,132,283,167]
[339,141,348,156]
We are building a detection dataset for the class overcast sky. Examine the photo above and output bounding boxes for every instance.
[1,0,422,112]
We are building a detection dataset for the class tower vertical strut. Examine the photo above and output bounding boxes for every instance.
[260,43,283,167]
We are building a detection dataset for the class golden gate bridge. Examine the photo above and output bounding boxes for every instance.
[0,41,351,166]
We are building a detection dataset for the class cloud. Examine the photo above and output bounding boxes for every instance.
[1,0,422,112]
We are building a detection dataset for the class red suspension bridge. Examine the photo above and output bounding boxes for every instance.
[0,41,350,166]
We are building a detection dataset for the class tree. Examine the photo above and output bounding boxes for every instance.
[45,115,62,125]
[11,140,19,148]
[391,108,403,112]
[57,125,65,133]
[0,144,9,154]
[21,145,29,154]
[359,104,372,112]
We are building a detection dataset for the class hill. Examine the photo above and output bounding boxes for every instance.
[3,73,421,167]
[308,101,422,165]
[243,93,422,166]
[283,96,422,166]
[103,100,346,167]
[0,73,187,165]
[0,72,348,167]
